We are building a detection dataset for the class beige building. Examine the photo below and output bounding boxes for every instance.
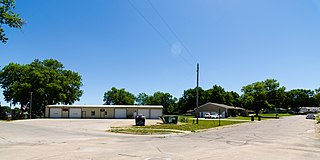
[45,105,163,119]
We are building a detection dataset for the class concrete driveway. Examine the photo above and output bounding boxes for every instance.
[0,116,319,160]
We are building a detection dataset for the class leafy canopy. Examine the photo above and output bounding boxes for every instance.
[241,79,286,115]
[0,59,83,116]
[0,0,24,43]
[103,87,135,105]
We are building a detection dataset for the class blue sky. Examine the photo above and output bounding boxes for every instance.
[1,0,320,106]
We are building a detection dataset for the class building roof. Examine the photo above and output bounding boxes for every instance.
[194,102,245,112]
[46,105,163,109]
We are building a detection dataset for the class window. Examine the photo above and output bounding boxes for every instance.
[105,111,108,115]
[91,111,95,116]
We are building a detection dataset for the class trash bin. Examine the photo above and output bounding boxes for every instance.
[135,114,145,126]
[258,116,261,121]
[251,116,254,121]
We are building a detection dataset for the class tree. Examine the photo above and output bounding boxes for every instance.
[264,79,286,109]
[242,81,268,116]
[205,85,226,104]
[0,59,83,117]
[145,91,177,114]
[0,0,24,43]
[313,89,320,106]
[177,87,206,113]
[241,79,285,115]
[224,91,241,107]
[0,105,10,119]
[103,87,135,105]
[135,92,148,105]
[285,89,314,113]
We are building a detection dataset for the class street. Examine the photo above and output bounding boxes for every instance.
[0,116,319,160]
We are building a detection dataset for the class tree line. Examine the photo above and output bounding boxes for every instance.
[104,79,320,115]
[1,59,320,117]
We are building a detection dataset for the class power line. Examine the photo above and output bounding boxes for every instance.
[147,0,197,63]
[128,0,171,46]
[127,0,193,66]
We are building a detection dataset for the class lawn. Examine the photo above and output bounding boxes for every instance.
[259,113,293,117]
[110,127,183,135]
[109,113,294,135]
[316,114,320,123]
[228,113,293,121]
[228,116,258,121]
[141,120,244,131]
[109,119,246,135]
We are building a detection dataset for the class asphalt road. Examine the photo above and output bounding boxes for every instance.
[0,116,319,160]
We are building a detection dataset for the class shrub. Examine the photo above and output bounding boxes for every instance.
[180,117,188,123]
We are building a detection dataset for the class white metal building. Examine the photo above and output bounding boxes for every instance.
[299,107,320,113]
[194,102,245,118]
[45,105,163,119]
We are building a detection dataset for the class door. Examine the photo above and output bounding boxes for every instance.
[138,109,149,119]
[81,111,86,118]
[100,109,106,119]
[49,108,62,118]
[150,109,162,119]
[62,111,69,118]
[115,109,127,119]
[69,108,81,118]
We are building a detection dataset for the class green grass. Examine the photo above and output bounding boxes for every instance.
[142,120,245,132]
[178,115,194,120]
[109,120,246,135]
[178,115,194,122]
[110,128,182,135]
[228,116,255,120]
[228,113,294,121]
[109,113,293,135]
[228,116,271,121]
[259,113,293,117]
[316,114,320,123]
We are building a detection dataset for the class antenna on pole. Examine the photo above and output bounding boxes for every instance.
[196,63,199,124]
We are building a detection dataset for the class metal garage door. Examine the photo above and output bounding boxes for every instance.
[69,108,81,118]
[138,109,149,119]
[50,108,62,118]
[115,109,127,119]
[150,109,162,119]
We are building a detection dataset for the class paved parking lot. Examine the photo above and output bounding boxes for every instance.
[0,116,319,160]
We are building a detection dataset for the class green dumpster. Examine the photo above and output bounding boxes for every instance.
[160,115,178,124]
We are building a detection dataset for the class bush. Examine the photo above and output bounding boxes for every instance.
[180,117,188,123]
[240,110,249,117]
[229,109,238,117]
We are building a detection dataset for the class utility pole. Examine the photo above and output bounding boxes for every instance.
[30,92,33,119]
[218,108,221,126]
[196,63,199,124]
